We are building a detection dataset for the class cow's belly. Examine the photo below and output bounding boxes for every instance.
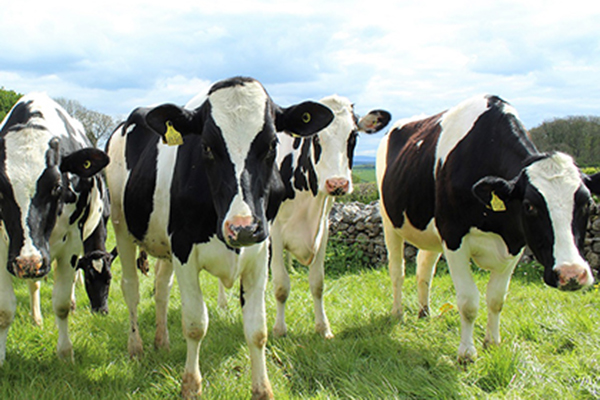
[390,212,443,253]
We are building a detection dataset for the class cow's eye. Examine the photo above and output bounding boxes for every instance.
[523,200,538,216]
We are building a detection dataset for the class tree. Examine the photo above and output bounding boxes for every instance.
[0,88,22,122]
[529,116,600,167]
[55,98,115,147]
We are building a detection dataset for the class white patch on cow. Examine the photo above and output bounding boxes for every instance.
[4,127,51,258]
[91,258,103,273]
[208,81,268,220]
[525,153,590,273]
[435,95,490,176]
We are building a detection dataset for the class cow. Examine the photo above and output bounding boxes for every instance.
[376,94,600,363]
[270,95,390,339]
[0,92,110,364]
[105,77,334,399]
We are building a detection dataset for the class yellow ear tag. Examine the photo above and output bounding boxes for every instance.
[164,121,184,146]
[83,160,91,169]
[490,191,506,212]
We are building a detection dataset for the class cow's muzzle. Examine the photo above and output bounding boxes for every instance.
[224,216,266,247]
[12,255,49,279]
[325,178,350,196]
[555,263,594,291]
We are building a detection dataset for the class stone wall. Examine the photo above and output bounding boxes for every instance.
[328,201,600,270]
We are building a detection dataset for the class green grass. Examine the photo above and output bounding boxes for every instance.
[1,229,600,399]
[352,164,376,183]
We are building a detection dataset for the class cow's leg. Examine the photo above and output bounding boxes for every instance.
[484,256,519,348]
[271,229,290,338]
[415,250,441,318]
[28,280,42,326]
[382,218,405,319]
[309,229,333,339]
[154,258,173,351]
[173,259,207,399]
[240,244,273,400]
[445,248,479,363]
[116,230,143,357]
[217,280,228,310]
[53,257,76,362]
[0,256,16,366]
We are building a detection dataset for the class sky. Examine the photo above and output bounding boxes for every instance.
[1,0,600,158]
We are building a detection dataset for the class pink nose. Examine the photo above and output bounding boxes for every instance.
[14,256,44,278]
[224,216,254,242]
[325,178,349,196]
[556,263,593,289]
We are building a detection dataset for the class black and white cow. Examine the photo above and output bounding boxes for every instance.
[105,77,334,399]
[376,94,600,363]
[270,95,390,339]
[0,93,109,364]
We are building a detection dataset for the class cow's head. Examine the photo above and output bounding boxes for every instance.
[146,77,334,248]
[76,247,117,314]
[473,152,600,290]
[309,95,390,196]
[0,133,109,279]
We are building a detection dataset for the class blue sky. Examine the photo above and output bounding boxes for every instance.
[1,0,600,157]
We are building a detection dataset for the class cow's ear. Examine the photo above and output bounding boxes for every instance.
[146,104,197,146]
[358,110,392,134]
[60,148,110,178]
[472,176,514,212]
[276,101,334,137]
[584,172,600,195]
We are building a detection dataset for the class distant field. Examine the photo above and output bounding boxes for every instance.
[352,163,376,183]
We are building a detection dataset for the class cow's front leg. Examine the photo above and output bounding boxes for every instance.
[445,248,479,364]
[154,258,174,351]
[241,245,273,400]
[0,262,16,366]
[484,257,519,348]
[28,280,42,326]
[270,230,290,338]
[53,257,76,362]
[173,259,207,399]
[309,230,333,339]
[415,250,441,318]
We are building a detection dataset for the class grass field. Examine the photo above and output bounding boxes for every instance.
[1,227,600,399]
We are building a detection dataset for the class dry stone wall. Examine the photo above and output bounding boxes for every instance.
[328,201,600,271]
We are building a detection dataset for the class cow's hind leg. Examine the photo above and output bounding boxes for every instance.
[309,229,333,339]
[28,280,42,326]
[382,218,406,320]
[173,259,207,399]
[53,257,76,362]
[241,245,273,400]
[154,258,174,351]
[484,256,519,349]
[416,250,441,318]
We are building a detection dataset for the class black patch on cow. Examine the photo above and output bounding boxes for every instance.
[347,130,358,169]
[292,137,301,150]
[381,113,443,231]
[312,135,322,164]
[70,254,78,268]
[0,100,42,137]
[123,110,161,242]
[279,154,296,200]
